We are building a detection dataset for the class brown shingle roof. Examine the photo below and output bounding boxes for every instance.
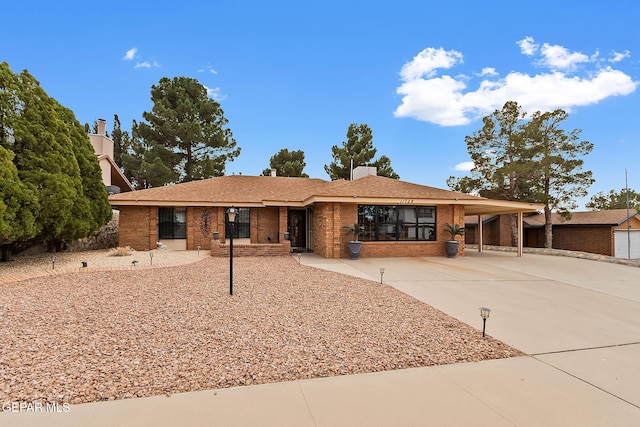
[109,174,485,206]
[464,209,639,227]
[523,209,639,227]
[108,175,328,205]
[314,175,483,200]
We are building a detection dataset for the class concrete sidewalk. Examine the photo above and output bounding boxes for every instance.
[3,251,640,426]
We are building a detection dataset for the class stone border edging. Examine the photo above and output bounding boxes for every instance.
[0,257,208,285]
[467,244,640,267]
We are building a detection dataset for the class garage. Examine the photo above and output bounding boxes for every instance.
[614,229,640,259]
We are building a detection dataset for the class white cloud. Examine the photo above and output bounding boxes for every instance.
[133,61,160,69]
[610,50,631,63]
[198,64,218,74]
[204,85,226,101]
[539,43,590,71]
[394,38,638,126]
[454,161,474,171]
[479,67,498,77]
[517,36,538,55]
[122,48,137,61]
[400,47,463,81]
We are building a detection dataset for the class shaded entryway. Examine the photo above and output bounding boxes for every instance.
[288,209,307,252]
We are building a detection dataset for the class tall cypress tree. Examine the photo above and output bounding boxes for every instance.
[0,62,111,256]
[0,146,39,261]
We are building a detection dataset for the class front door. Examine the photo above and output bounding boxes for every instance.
[288,210,306,250]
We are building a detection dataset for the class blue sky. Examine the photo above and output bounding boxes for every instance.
[3,1,639,209]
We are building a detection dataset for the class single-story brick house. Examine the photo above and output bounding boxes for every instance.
[465,209,640,258]
[108,168,541,258]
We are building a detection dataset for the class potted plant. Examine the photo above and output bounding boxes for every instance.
[344,223,364,260]
[444,223,466,258]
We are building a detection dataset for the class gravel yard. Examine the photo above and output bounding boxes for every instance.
[0,255,522,405]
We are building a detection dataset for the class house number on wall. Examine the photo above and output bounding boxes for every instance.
[398,199,414,204]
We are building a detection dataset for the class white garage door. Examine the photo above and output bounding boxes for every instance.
[614,229,640,259]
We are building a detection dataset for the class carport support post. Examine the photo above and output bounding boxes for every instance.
[477,215,483,253]
[517,211,523,257]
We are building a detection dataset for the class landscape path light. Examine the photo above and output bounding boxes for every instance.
[226,207,238,296]
[480,307,491,337]
[380,267,385,284]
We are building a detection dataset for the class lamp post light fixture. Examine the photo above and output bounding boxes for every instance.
[380,267,385,284]
[227,207,238,296]
[480,307,491,337]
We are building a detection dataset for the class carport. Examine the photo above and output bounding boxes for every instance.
[461,199,543,256]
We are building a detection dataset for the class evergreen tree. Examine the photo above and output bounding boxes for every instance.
[119,120,177,189]
[448,101,594,248]
[261,148,309,177]
[59,105,112,242]
[0,62,111,256]
[134,76,239,184]
[447,102,536,245]
[0,146,38,261]
[324,123,399,180]
[586,189,640,211]
[524,109,594,247]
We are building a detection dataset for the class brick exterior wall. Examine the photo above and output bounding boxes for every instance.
[547,226,613,256]
[256,207,280,243]
[312,202,343,258]
[187,207,220,250]
[119,202,466,257]
[312,202,463,258]
[210,240,291,256]
[118,206,157,250]
[469,214,640,257]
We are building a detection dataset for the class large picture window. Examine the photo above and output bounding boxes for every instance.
[358,205,436,241]
[158,208,187,239]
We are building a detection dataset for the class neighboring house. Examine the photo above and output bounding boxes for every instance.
[465,209,640,258]
[89,119,134,194]
[108,167,541,258]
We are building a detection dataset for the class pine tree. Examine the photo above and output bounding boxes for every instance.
[134,76,239,184]
[325,123,399,180]
[261,148,309,177]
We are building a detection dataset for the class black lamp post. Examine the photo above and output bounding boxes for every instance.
[480,307,491,337]
[227,207,238,296]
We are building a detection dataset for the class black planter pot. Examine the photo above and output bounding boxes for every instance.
[347,241,362,260]
[445,240,460,258]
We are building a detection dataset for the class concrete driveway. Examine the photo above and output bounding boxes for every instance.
[3,250,640,426]
[302,250,640,422]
